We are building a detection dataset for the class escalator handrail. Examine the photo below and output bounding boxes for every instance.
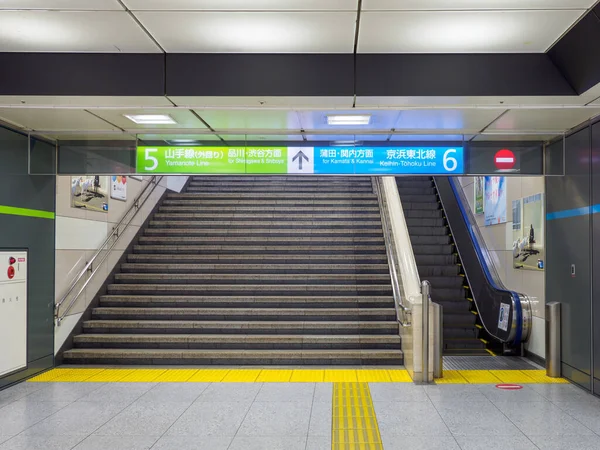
[445,177,524,346]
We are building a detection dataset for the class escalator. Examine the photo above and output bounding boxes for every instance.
[396,176,531,355]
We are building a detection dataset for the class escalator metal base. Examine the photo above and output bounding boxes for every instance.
[443,356,540,371]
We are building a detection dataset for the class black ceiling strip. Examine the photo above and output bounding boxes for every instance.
[352,0,363,108]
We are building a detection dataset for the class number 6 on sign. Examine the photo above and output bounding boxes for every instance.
[443,149,458,172]
[145,148,158,171]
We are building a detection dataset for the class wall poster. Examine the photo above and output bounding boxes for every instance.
[484,176,507,226]
[513,193,545,271]
[70,176,108,213]
[474,176,485,215]
[110,176,127,201]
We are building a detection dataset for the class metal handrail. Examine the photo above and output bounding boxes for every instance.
[373,177,411,327]
[55,175,164,325]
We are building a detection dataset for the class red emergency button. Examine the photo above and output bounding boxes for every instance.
[9,257,16,265]
[7,266,15,279]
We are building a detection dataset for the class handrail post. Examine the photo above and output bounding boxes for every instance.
[432,302,443,379]
[421,280,431,383]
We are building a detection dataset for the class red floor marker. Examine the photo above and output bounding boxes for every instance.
[495,384,523,390]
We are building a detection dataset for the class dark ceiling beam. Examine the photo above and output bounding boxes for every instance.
[548,5,600,95]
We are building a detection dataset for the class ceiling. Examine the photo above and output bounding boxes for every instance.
[0,0,598,53]
[0,96,599,142]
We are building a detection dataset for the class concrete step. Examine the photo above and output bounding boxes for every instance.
[132,244,387,255]
[137,236,384,245]
[107,284,394,296]
[120,263,390,275]
[152,213,382,220]
[158,206,380,213]
[167,193,376,199]
[81,320,400,335]
[62,348,404,365]
[163,199,379,206]
[73,334,401,350]
[127,254,389,264]
[148,220,383,229]
[144,228,383,237]
[91,307,398,321]
[114,273,392,285]
[99,295,395,308]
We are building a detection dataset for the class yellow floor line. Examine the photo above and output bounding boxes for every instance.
[332,382,383,450]
[28,368,569,385]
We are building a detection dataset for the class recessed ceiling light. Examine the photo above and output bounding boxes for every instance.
[330,140,364,147]
[327,115,371,126]
[165,139,201,145]
[124,114,177,125]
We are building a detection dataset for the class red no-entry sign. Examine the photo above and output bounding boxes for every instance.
[494,149,516,170]
[495,384,523,390]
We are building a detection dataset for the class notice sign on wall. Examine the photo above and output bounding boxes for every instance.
[110,176,127,202]
[136,146,465,176]
[484,176,507,226]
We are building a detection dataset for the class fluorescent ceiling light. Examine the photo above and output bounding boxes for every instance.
[124,114,177,125]
[165,139,201,145]
[330,140,364,146]
[327,115,371,126]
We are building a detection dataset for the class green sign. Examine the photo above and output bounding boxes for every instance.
[137,146,287,175]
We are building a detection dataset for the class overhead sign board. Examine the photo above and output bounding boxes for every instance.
[136,146,464,176]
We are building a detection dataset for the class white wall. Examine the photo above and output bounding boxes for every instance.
[54,176,180,353]
[458,176,545,359]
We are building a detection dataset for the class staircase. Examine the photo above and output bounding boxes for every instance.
[63,176,403,365]
[395,176,487,355]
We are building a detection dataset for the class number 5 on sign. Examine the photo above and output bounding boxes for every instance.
[144,148,158,171]
[443,149,458,172]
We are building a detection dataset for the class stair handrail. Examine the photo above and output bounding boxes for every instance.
[374,177,422,326]
[54,175,164,325]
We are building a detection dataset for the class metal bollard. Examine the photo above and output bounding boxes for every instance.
[546,302,561,378]
[432,302,443,379]
[421,280,431,383]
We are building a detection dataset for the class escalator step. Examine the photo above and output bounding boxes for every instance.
[412,244,453,255]
[418,265,460,277]
[403,210,444,219]
[408,227,448,237]
[415,254,457,265]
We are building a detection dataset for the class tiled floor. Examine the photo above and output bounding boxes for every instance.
[0,376,599,449]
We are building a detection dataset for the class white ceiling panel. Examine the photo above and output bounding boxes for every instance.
[0,96,173,107]
[304,134,388,142]
[356,96,591,108]
[359,10,583,53]
[124,0,357,10]
[93,109,209,130]
[486,108,600,132]
[0,11,160,52]
[137,133,220,140]
[392,109,504,130]
[0,109,119,131]
[389,134,468,141]
[0,0,123,10]
[363,0,595,10]
[136,12,356,53]
[169,96,355,109]
[298,110,400,130]
[51,132,137,140]
[195,110,302,130]
[473,133,560,142]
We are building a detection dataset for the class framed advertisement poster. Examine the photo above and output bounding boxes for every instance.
[484,176,507,226]
[70,176,108,213]
[111,176,127,201]
[513,193,545,271]
[474,176,484,215]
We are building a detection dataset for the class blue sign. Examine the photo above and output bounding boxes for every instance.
[313,147,464,175]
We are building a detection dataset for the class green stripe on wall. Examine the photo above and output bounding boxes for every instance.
[0,205,55,220]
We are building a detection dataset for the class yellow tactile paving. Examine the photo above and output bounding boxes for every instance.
[289,369,324,382]
[332,383,383,450]
[50,368,106,382]
[154,369,199,382]
[187,369,230,382]
[490,370,537,384]
[386,369,413,382]
[85,369,135,382]
[458,370,503,384]
[221,369,262,382]
[256,369,293,382]
[434,370,468,384]
[520,370,569,384]
[356,370,391,383]
[118,369,167,382]
[324,370,358,383]
[28,368,74,382]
